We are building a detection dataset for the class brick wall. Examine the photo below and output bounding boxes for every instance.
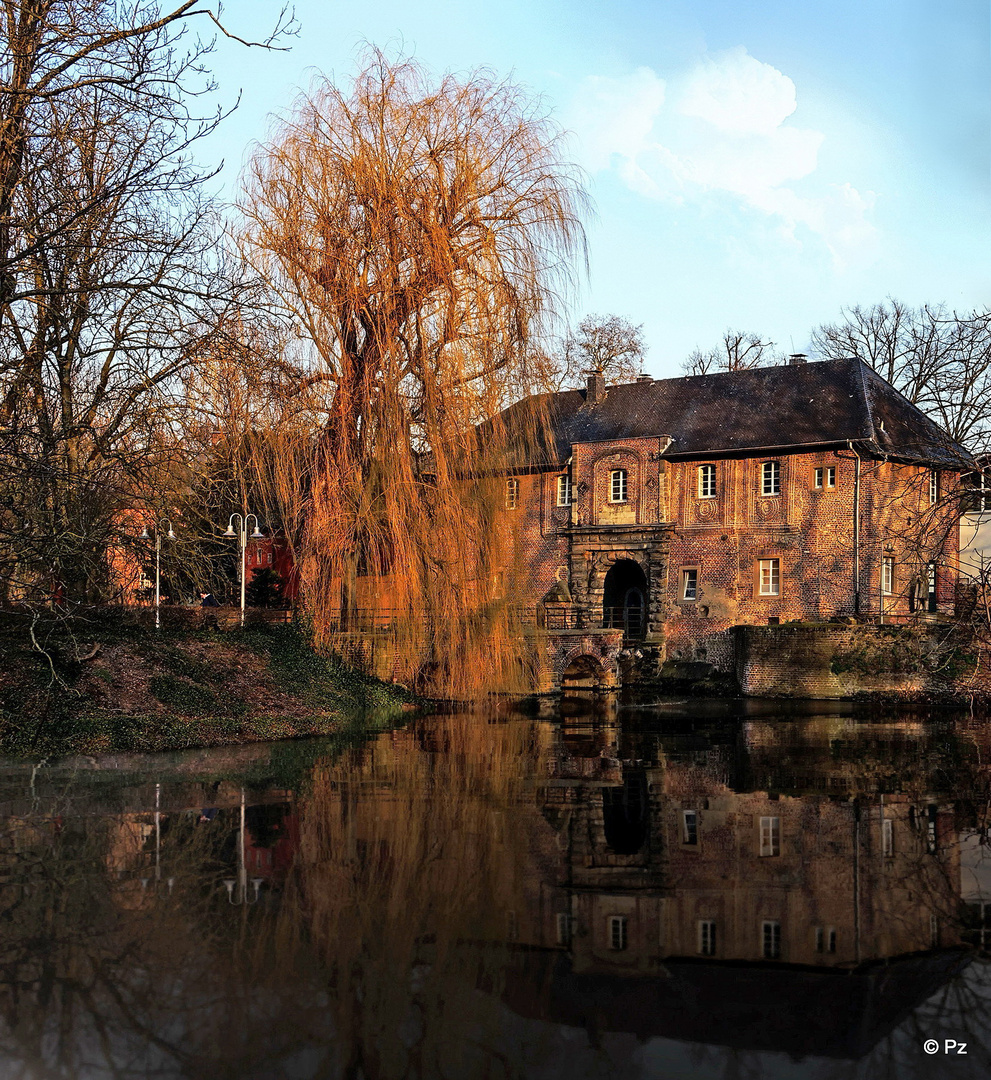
[509,441,961,670]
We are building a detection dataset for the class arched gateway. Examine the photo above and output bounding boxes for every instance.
[602,559,648,639]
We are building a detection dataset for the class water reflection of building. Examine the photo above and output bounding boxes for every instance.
[501,715,976,1058]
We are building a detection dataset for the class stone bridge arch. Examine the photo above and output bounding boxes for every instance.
[547,632,624,692]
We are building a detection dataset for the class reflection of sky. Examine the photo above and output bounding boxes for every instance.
[201,1,989,374]
[960,833,991,902]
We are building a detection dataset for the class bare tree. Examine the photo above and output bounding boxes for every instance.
[240,49,588,693]
[682,330,779,375]
[0,2,292,609]
[812,300,991,455]
[549,313,645,389]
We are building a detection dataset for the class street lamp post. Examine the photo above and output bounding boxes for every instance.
[223,786,263,905]
[140,520,176,630]
[223,513,264,627]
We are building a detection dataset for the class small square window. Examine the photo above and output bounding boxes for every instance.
[608,915,628,951]
[761,461,781,496]
[682,809,698,845]
[681,568,698,602]
[759,816,780,856]
[698,920,716,956]
[698,464,716,498]
[556,474,572,507]
[505,478,519,510]
[758,559,780,596]
[609,469,628,503]
[813,466,836,490]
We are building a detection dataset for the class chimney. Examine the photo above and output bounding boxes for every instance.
[636,372,653,383]
[586,368,606,405]
[788,353,808,366]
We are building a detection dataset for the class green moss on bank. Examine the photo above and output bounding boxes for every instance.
[0,622,414,758]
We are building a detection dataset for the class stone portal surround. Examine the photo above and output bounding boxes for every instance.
[567,525,671,640]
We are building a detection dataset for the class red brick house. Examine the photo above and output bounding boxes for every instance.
[499,355,970,671]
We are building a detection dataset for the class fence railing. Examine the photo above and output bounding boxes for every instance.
[320,604,641,637]
[0,605,292,632]
[602,606,645,638]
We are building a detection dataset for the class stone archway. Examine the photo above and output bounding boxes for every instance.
[560,654,603,689]
[602,558,648,639]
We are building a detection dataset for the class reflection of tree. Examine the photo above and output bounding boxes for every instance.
[286,711,546,1079]
[0,793,329,1079]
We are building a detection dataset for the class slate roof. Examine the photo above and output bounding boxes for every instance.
[503,947,973,1059]
[500,358,970,468]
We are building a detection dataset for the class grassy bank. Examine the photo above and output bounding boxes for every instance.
[0,620,414,758]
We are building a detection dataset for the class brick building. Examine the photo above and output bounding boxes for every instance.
[499,355,970,674]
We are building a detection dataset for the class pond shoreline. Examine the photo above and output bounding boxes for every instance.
[0,622,416,759]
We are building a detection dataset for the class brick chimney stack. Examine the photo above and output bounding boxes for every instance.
[788,353,808,365]
[586,368,606,404]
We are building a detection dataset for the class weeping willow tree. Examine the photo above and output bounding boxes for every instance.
[239,51,587,694]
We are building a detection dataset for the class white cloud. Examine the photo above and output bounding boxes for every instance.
[566,48,877,268]
[678,46,796,136]
[569,67,666,173]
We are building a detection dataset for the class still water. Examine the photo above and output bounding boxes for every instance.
[1,697,990,1079]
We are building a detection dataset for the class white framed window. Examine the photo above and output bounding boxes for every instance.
[929,470,938,505]
[556,473,572,507]
[682,809,699,845]
[927,563,938,611]
[681,568,698,602]
[759,816,780,857]
[761,461,781,496]
[882,817,894,856]
[608,915,628,951]
[505,478,519,509]
[609,469,628,503]
[698,920,716,956]
[814,466,836,489]
[555,913,573,946]
[697,464,716,498]
[758,559,780,596]
[761,920,781,959]
[882,557,895,595]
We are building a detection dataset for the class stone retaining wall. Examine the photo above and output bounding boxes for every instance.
[734,623,962,699]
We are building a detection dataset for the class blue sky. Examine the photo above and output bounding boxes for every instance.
[202,1,990,377]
